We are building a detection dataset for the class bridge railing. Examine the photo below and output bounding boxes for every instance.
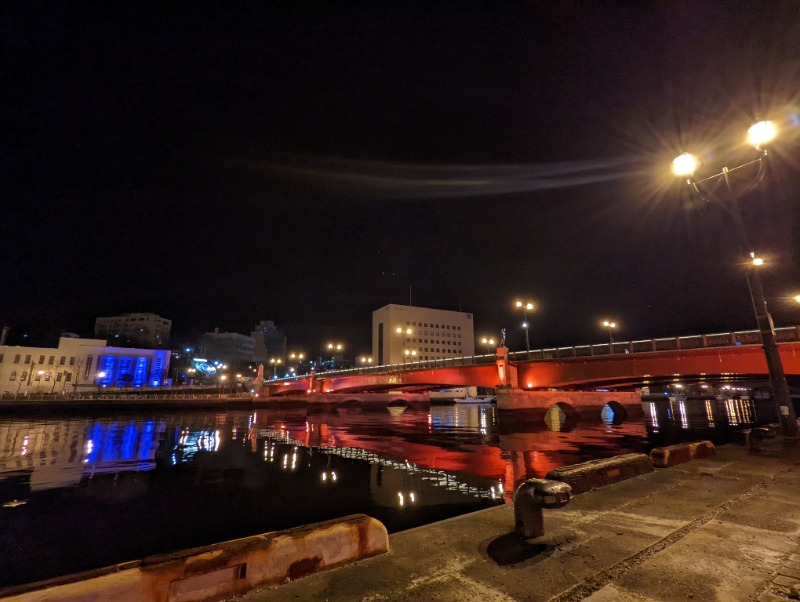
[268,326,800,383]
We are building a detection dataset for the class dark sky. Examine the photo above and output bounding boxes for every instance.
[2,1,800,356]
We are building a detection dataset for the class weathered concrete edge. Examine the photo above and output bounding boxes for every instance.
[650,440,716,468]
[0,514,389,602]
[544,453,655,495]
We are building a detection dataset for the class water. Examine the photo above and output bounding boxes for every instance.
[0,401,663,587]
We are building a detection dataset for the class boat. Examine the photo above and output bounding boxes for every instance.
[457,395,496,404]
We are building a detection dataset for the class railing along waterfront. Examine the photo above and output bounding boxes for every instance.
[294,325,800,381]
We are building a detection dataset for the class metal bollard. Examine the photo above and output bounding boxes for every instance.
[514,478,572,539]
[745,426,775,451]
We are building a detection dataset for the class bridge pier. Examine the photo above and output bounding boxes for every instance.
[496,388,643,421]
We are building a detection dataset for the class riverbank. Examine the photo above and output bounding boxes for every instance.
[236,436,800,602]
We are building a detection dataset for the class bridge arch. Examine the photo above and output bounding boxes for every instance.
[544,402,579,432]
[600,400,628,425]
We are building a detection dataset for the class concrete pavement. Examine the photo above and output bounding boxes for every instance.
[233,437,800,602]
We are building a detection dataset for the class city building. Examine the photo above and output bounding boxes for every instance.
[0,337,170,395]
[250,320,287,362]
[94,312,172,348]
[372,304,475,366]
[199,328,255,367]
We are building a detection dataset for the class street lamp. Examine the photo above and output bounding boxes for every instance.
[396,326,413,366]
[326,343,343,368]
[671,120,799,439]
[360,356,373,365]
[269,358,282,378]
[95,371,107,394]
[480,336,497,354]
[601,320,617,354]
[514,300,535,359]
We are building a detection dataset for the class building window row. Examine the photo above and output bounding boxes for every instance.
[405,321,462,331]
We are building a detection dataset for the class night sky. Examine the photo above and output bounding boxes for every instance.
[3,1,800,356]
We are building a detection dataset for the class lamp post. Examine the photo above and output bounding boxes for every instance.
[396,327,413,367]
[269,358,282,378]
[601,320,617,354]
[514,300,535,359]
[671,120,799,439]
[480,336,497,353]
[326,343,343,369]
[95,371,107,395]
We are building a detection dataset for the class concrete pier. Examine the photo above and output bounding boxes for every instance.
[236,437,800,601]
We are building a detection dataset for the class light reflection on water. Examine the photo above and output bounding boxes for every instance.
[0,403,649,587]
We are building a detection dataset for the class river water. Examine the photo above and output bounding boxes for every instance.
[0,400,714,587]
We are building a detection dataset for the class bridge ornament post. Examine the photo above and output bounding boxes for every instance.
[671,122,799,440]
[495,346,517,388]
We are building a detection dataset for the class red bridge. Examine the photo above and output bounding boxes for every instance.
[258,326,800,399]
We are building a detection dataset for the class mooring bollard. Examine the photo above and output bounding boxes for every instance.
[514,478,572,539]
[745,427,776,451]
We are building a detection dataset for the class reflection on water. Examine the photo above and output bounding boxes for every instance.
[0,402,649,587]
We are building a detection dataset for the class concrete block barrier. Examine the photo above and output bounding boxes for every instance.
[650,440,716,467]
[0,514,389,602]
[544,453,653,495]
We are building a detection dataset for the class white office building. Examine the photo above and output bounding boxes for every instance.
[372,304,475,366]
[0,337,170,395]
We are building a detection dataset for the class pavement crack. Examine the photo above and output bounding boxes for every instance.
[547,480,768,602]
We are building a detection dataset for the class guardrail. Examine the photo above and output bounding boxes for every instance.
[276,325,800,382]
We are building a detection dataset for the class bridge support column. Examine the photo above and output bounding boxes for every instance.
[495,347,518,389]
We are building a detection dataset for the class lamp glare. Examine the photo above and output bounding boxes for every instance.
[672,152,697,177]
[747,120,776,147]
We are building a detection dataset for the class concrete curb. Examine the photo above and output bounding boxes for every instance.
[650,440,716,467]
[0,514,389,602]
[544,453,654,495]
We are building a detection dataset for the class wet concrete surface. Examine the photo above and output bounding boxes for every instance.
[232,437,800,601]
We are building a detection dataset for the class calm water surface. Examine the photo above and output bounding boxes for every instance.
[0,402,653,587]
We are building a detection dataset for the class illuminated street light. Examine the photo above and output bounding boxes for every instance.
[794,294,800,304]
[601,320,617,354]
[671,120,798,439]
[396,326,413,367]
[269,358,282,378]
[514,300,535,359]
[360,356,373,364]
[747,120,777,148]
[95,371,107,394]
[326,343,344,368]
[672,152,698,178]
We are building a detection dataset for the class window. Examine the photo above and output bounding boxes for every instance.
[9,371,16,381]
[45,373,51,381]
[0,354,3,363]
[69,357,75,366]
[21,371,27,380]
[65,373,72,382]
[57,373,62,382]
[60,356,66,365]
[14,354,20,363]
[49,356,55,364]
[39,355,45,363]
[35,373,42,381]
[25,355,31,363]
